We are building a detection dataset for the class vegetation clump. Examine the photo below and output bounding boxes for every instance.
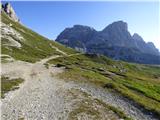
[1,76,24,98]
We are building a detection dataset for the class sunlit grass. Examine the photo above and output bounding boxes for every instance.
[48,53,160,116]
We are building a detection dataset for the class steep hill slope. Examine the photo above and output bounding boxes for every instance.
[1,10,76,63]
[56,21,160,64]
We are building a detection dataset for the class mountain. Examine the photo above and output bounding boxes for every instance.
[56,21,160,64]
[56,25,97,52]
[132,33,159,55]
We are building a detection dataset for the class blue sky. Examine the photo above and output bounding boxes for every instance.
[3,1,160,50]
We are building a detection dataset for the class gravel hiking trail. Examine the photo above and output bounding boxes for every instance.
[1,53,158,120]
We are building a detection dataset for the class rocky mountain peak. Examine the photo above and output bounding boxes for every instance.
[132,33,144,41]
[147,42,155,47]
[103,21,128,32]
[72,25,96,31]
[56,21,160,64]
[1,2,20,22]
[132,33,159,55]
[73,24,89,28]
[111,21,128,29]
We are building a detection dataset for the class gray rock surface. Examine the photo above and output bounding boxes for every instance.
[1,22,24,48]
[1,3,20,22]
[132,33,159,55]
[56,21,160,64]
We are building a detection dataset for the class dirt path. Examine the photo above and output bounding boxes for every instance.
[1,54,158,120]
[1,54,120,120]
[50,43,67,55]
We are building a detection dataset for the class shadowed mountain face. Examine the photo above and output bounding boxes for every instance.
[56,21,160,64]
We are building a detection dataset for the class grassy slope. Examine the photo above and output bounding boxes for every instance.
[1,12,77,63]
[48,54,160,116]
[1,76,24,98]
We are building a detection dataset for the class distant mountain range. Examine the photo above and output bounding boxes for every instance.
[56,21,160,64]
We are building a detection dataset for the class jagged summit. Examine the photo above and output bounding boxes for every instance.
[73,24,93,28]
[1,2,20,22]
[132,33,144,41]
[103,21,128,32]
[56,21,160,64]
[67,24,96,32]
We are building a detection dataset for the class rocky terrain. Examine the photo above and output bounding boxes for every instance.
[56,21,160,64]
[1,22,24,48]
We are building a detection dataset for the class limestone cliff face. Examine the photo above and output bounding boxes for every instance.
[1,3,20,22]
[132,33,159,55]
[56,21,160,64]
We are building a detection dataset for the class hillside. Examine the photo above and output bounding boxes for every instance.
[1,3,160,120]
[56,22,160,64]
[1,10,76,63]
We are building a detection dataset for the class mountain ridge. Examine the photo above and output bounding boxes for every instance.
[56,21,160,64]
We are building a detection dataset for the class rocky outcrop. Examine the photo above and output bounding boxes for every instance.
[1,3,20,22]
[1,3,23,48]
[56,21,160,64]
[132,33,159,55]
[56,25,96,52]
[1,22,24,48]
